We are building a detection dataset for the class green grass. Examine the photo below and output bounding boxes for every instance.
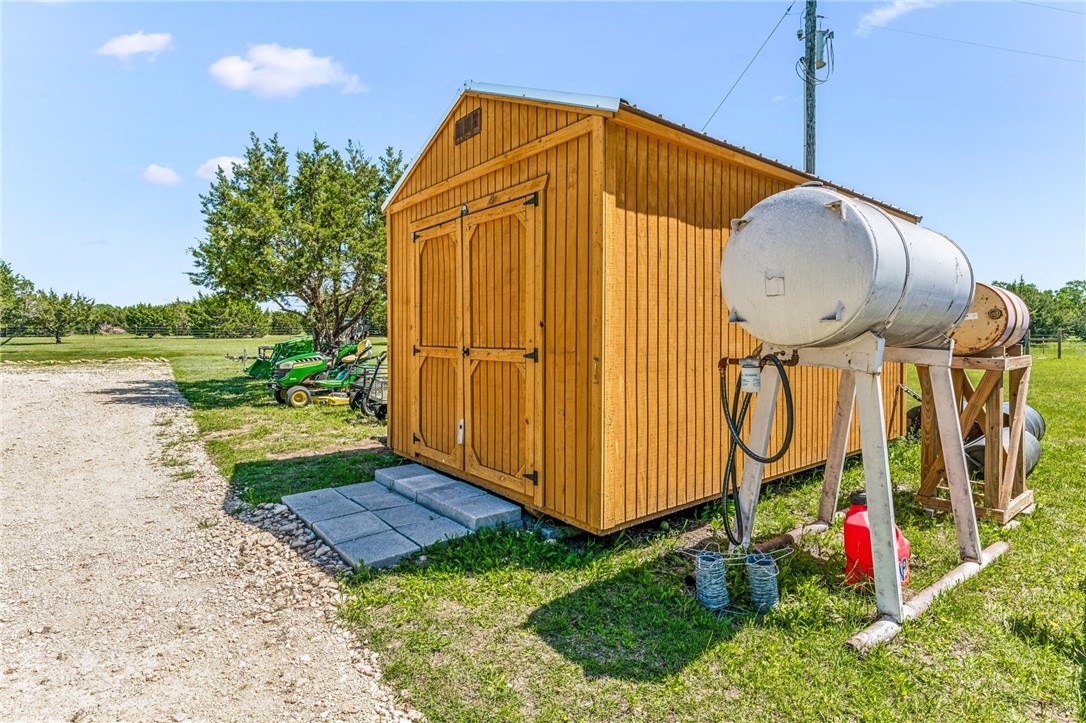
[5,334,1083,721]
[1,333,398,503]
[336,346,1085,722]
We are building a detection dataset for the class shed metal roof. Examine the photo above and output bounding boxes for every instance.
[383,81,919,221]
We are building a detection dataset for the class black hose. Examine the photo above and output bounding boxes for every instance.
[720,355,795,546]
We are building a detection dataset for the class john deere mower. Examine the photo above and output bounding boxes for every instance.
[267,339,372,407]
[227,335,314,379]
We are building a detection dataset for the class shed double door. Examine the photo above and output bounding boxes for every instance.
[412,193,542,500]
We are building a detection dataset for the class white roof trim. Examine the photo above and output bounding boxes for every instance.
[382,81,621,212]
[462,81,621,112]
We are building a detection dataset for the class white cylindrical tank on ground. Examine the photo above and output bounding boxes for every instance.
[721,184,974,349]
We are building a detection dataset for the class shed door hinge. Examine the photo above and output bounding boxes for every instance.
[523,348,539,362]
[524,192,539,207]
[413,433,420,444]
[413,345,420,355]
[412,231,420,241]
[524,470,539,486]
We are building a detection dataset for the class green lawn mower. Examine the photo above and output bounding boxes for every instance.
[267,339,372,408]
[227,335,314,379]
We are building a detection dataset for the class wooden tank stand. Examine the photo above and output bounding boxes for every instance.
[731,333,1006,650]
[915,346,1033,524]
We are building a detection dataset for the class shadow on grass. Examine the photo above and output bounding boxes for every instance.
[231,449,401,505]
[92,379,188,408]
[176,375,268,411]
[522,551,740,681]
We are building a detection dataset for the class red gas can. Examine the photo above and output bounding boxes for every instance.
[843,490,910,587]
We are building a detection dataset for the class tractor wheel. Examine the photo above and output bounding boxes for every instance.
[375,403,387,422]
[286,386,312,408]
[274,389,288,404]
[349,392,365,411]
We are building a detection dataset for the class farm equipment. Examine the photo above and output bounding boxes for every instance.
[227,336,314,379]
[267,339,372,407]
[350,350,388,420]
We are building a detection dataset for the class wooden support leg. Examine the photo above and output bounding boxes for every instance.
[855,370,905,623]
[928,366,984,563]
[735,364,782,549]
[818,371,856,525]
[1001,365,1031,509]
[1007,366,1030,499]
[983,371,1004,511]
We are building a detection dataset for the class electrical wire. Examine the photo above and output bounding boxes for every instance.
[1011,0,1086,15]
[872,25,1085,64]
[702,1,797,132]
[719,355,795,547]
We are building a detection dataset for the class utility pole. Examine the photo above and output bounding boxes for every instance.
[803,0,818,174]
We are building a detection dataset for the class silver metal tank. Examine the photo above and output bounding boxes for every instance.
[720,184,974,349]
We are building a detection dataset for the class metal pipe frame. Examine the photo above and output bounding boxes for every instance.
[732,332,993,645]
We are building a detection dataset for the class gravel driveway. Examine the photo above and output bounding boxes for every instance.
[0,363,414,722]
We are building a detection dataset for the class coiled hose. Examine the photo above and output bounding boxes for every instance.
[720,354,795,547]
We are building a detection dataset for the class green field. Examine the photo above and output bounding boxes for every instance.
[3,335,1084,721]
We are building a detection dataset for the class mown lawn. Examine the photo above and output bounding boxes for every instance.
[337,344,1084,722]
[5,335,1083,721]
[1,334,397,503]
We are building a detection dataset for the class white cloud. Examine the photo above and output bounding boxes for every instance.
[209,44,365,98]
[856,1,939,36]
[97,31,173,60]
[772,94,791,102]
[196,156,245,181]
[141,164,181,186]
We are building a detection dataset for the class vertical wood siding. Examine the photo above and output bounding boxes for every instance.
[389,92,906,534]
[387,94,602,530]
[601,123,906,531]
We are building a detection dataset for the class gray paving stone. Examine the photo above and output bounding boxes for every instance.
[311,511,391,545]
[374,464,431,489]
[372,503,442,528]
[398,517,469,549]
[337,482,413,510]
[334,530,420,569]
[282,487,346,512]
[392,473,457,502]
[293,497,365,526]
[442,494,523,531]
[415,480,489,514]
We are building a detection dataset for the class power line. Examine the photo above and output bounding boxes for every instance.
[873,25,1085,64]
[702,1,797,132]
[1011,0,1086,15]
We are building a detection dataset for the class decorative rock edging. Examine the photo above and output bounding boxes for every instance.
[230,498,352,576]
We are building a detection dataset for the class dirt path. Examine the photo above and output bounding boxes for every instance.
[0,363,414,722]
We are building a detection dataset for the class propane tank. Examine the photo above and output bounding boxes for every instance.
[843,490,911,587]
[721,184,975,349]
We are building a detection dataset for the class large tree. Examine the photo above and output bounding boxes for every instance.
[1,260,35,345]
[31,289,94,343]
[125,303,174,337]
[190,133,404,349]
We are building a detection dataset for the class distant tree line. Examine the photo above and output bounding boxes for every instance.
[993,278,1086,338]
[2,260,382,343]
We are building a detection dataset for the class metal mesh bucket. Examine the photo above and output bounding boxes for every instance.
[745,552,780,614]
[693,550,730,610]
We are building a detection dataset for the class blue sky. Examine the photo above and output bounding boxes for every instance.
[3,1,1083,306]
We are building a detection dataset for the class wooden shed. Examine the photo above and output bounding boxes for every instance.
[384,82,910,535]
